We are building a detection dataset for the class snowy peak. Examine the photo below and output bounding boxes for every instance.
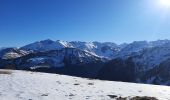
[21,39,67,51]
[19,39,170,60]
[69,41,119,58]
[149,39,170,46]
[116,41,149,57]
[57,40,73,48]
[20,39,120,59]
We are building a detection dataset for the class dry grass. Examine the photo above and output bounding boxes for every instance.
[130,96,158,100]
[0,70,12,75]
[108,95,158,100]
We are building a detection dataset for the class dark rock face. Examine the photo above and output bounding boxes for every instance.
[96,57,170,85]
[101,46,111,53]
[32,62,104,78]
[96,58,136,82]
[140,58,170,85]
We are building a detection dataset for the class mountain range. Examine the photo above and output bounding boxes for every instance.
[1,39,170,85]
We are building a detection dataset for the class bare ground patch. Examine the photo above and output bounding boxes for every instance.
[107,95,158,100]
[131,96,158,100]
[0,70,12,75]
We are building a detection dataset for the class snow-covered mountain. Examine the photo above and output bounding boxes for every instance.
[21,39,72,52]
[133,46,170,72]
[0,48,103,69]
[21,39,120,59]
[96,45,170,85]
[113,40,170,72]
[2,39,170,85]
[114,41,149,58]
[0,48,29,59]
[0,69,168,100]
[20,39,170,60]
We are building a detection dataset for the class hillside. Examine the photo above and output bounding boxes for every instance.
[0,69,170,100]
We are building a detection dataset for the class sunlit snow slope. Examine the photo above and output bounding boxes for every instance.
[0,69,170,100]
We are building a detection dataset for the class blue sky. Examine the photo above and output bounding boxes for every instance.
[0,0,170,47]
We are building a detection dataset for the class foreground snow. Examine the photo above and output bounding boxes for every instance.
[0,70,170,100]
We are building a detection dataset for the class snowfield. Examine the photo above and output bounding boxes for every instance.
[0,70,170,100]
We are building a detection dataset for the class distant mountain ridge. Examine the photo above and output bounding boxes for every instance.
[1,39,170,85]
[20,39,120,59]
[20,39,170,59]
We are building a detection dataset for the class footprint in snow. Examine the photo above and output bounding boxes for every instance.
[69,93,75,97]
[67,93,76,99]
[93,86,96,88]
[138,90,142,93]
[99,90,104,93]
[80,85,84,88]
[56,81,61,84]
[95,91,99,93]
[65,82,69,84]
[85,96,91,99]
[74,83,80,86]
[41,93,49,96]
[107,95,117,99]
[98,95,104,97]
[16,94,21,97]
[87,83,94,85]
[74,80,78,82]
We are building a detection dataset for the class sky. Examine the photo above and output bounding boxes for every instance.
[0,0,170,47]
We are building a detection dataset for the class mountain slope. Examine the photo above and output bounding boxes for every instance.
[140,58,170,85]
[0,48,104,78]
[0,69,169,100]
[0,48,29,59]
[96,55,170,85]
[70,41,119,58]
[96,58,136,82]
[0,48,103,68]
